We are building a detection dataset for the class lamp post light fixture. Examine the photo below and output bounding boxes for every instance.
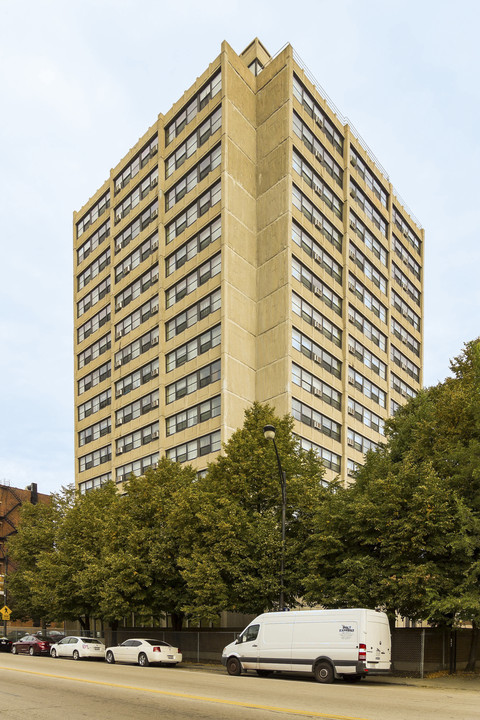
[263,424,287,611]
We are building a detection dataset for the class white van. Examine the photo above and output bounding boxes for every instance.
[221,608,391,683]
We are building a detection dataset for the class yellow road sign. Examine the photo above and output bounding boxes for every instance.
[0,605,12,619]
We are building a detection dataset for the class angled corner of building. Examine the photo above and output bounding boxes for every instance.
[73,38,424,493]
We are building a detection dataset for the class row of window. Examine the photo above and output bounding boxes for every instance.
[393,235,421,280]
[347,398,385,435]
[79,444,111,472]
[78,248,110,291]
[349,336,387,379]
[391,345,420,381]
[166,106,222,178]
[349,212,387,266]
[77,192,110,238]
[79,417,111,447]
[166,359,220,405]
[166,216,221,277]
[391,318,420,357]
[166,395,220,436]
[166,253,221,308]
[292,292,342,347]
[114,201,158,254]
[115,296,158,340]
[292,186,342,253]
[114,168,158,225]
[166,430,221,463]
[292,398,341,441]
[391,372,417,400]
[166,145,221,212]
[349,273,387,323]
[78,389,111,421]
[166,181,221,244]
[393,207,421,255]
[350,181,387,237]
[292,221,342,284]
[77,278,110,318]
[293,148,343,219]
[116,358,159,398]
[392,263,421,306]
[292,362,341,410]
[166,288,220,341]
[293,112,343,187]
[166,324,221,373]
[78,361,111,395]
[347,429,378,455]
[297,436,341,474]
[349,242,387,294]
[391,290,421,331]
[79,472,111,494]
[350,147,388,208]
[348,306,387,352]
[293,75,344,154]
[165,71,221,145]
[292,327,342,379]
[292,257,342,316]
[115,232,158,283]
[78,305,110,344]
[114,135,158,195]
[348,367,386,408]
[117,421,159,455]
[116,451,159,482]
[115,326,159,368]
[77,220,110,266]
[78,333,111,370]
[115,266,159,311]
[116,390,159,427]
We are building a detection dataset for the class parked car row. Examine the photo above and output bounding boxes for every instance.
[5,634,182,667]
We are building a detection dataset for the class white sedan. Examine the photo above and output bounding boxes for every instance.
[105,638,182,667]
[50,636,105,660]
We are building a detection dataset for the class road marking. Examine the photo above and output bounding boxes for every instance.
[0,665,372,720]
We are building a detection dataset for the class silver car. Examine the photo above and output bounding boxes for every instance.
[50,636,105,660]
[105,638,182,667]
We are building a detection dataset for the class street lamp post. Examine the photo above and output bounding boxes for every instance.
[263,424,287,611]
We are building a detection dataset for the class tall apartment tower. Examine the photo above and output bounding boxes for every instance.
[73,39,424,493]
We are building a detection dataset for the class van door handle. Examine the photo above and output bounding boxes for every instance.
[252,644,257,647]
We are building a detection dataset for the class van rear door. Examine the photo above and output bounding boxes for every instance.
[365,612,391,671]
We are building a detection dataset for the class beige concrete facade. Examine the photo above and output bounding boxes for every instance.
[73,39,424,493]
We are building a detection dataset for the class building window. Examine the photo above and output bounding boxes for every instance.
[166,107,222,178]
[77,305,111,344]
[348,307,387,352]
[393,235,421,281]
[292,398,341,441]
[391,345,420,382]
[166,324,221,373]
[292,186,342,252]
[165,144,221,212]
[391,373,417,401]
[166,395,221,436]
[114,167,159,225]
[165,430,221,463]
[166,217,221,277]
[166,359,221,404]
[292,257,342,316]
[115,296,158,340]
[77,220,110,265]
[166,289,221,340]
[77,191,110,238]
[393,207,421,255]
[392,263,421,306]
[391,290,421,331]
[293,149,343,219]
[116,390,159,427]
[348,336,386,379]
[297,436,341,474]
[350,147,388,208]
[116,452,159,482]
[77,278,110,318]
[349,242,387,294]
[293,112,343,187]
[349,212,387,266]
[166,253,221,308]
[79,444,111,472]
[390,399,401,416]
[348,273,387,323]
[114,326,159,369]
[349,181,387,237]
[77,248,110,292]
[391,318,420,357]
[78,389,111,421]
[79,417,112,447]
[248,59,264,76]
[293,75,344,154]
[292,363,341,410]
[347,459,359,477]
[292,292,342,347]
[292,327,342,379]
[347,398,385,435]
[347,429,379,454]
[114,201,158,254]
[78,361,111,395]
[116,421,159,456]
[115,266,159,312]
[115,358,159,399]
[114,135,158,195]
[165,71,222,145]
[347,367,386,408]
[292,221,342,283]
[79,472,111,494]
[78,333,111,370]
[165,182,221,244]
[114,232,158,283]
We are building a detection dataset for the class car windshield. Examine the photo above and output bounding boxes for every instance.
[143,640,171,646]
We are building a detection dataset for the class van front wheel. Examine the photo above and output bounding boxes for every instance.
[226,656,242,676]
[314,661,334,684]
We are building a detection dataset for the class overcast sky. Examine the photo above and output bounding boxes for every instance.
[1,0,479,495]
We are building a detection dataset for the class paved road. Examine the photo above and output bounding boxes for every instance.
[0,653,478,720]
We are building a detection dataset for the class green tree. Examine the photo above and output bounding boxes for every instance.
[180,402,327,620]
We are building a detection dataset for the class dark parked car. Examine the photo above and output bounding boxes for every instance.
[11,634,52,656]
[0,636,12,652]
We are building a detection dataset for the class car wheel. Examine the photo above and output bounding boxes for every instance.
[106,651,115,664]
[51,649,57,658]
[73,650,80,661]
[226,656,242,676]
[256,669,272,677]
[11,646,17,655]
[29,647,36,656]
[313,661,334,684]
[138,652,149,667]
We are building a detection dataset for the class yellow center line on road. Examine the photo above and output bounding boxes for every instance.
[0,665,372,720]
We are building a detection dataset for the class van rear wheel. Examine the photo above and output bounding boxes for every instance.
[226,656,242,676]
[314,661,334,684]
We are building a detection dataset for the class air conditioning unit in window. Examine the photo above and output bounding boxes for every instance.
[116,388,123,397]
[151,239,159,250]
[347,438,355,447]
[115,243,122,253]
[117,447,124,454]
[151,208,158,219]
[151,176,158,187]
[349,248,356,259]
[117,417,123,425]
[348,345,356,354]
[350,219,356,229]
[314,286,322,297]
[315,116,323,128]
[313,320,322,330]
[115,358,122,368]
[348,281,355,291]
[348,406,355,415]
[403,228,409,237]
[313,387,322,397]
[313,251,321,262]
[350,188,357,199]
[350,157,357,167]
[314,219,322,229]
[312,353,321,363]
[152,336,159,345]
[117,300,123,310]
[313,183,322,196]
[151,305,158,313]
[152,430,159,439]
[124,265,131,274]
[152,398,159,408]
[152,367,159,377]
[116,329,123,339]
[313,420,322,430]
